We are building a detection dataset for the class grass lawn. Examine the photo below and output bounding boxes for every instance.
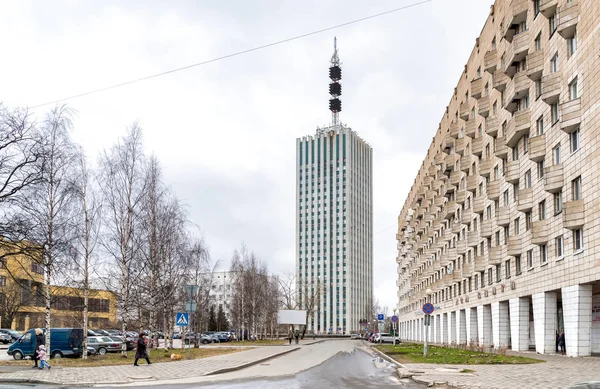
[375,343,544,365]
[0,347,244,367]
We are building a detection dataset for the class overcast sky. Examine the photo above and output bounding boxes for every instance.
[1,0,493,313]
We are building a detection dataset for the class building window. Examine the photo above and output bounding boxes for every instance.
[569,78,578,100]
[496,264,501,282]
[572,176,582,200]
[515,255,522,275]
[477,66,481,78]
[538,160,545,179]
[488,270,493,285]
[535,79,542,99]
[539,200,546,220]
[525,212,532,230]
[551,53,559,72]
[555,236,564,258]
[570,128,580,152]
[31,263,44,275]
[553,144,561,164]
[524,134,530,154]
[505,260,511,278]
[503,190,509,206]
[513,183,519,202]
[554,191,563,214]
[527,249,534,268]
[492,37,497,50]
[540,245,548,264]
[525,169,532,188]
[513,219,519,235]
[0,276,5,287]
[512,146,519,161]
[549,15,557,35]
[573,228,584,251]
[493,101,498,115]
[567,33,577,57]
[534,0,540,15]
[536,116,544,136]
[551,102,560,123]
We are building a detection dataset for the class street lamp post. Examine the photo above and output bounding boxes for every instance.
[424,289,432,358]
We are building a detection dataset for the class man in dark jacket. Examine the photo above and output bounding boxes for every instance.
[33,328,44,369]
[133,333,151,366]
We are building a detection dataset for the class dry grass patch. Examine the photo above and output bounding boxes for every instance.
[0,347,244,367]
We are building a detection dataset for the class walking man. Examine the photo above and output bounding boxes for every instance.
[288,328,293,345]
[134,333,152,366]
[294,329,299,345]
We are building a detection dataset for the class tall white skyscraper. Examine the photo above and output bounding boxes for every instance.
[295,39,373,333]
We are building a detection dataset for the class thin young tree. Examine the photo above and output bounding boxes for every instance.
[99,124,147,356]
[72,151,102,358]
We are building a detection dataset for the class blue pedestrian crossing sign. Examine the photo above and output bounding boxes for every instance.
[176,312,189,326]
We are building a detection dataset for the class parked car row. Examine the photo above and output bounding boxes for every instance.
[362,332,401,344]
[182,331,235,345]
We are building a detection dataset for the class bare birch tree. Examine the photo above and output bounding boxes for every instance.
[99,124,147,356]
[72,151,101,358]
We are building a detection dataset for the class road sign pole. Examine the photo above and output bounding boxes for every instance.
[423,314,429,358]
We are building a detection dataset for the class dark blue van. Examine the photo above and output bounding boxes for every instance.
[8,328,84,360]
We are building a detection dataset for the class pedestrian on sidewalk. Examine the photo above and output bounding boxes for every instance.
[134,333,152,366]
[32,328,44,369]
[558,330,566,355]
[294,329,299,345]
[288,328,293,345]
[37,345,51,370]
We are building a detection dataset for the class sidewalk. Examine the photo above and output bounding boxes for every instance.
[394,349,600,389]
[0,345,300,386]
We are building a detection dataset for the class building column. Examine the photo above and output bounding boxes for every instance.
[509,297,530,351]
[466,307,478,344]
[492,301,510,349]
[533,291,557,354]
[449,311,456,344]
[457,309,467,345]
[441,313,448,344]
[477,304,492,346]
[562,285,592,357]
[433,314,439,343]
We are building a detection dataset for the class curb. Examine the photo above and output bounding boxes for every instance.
[369,345,406,368]
[204,346,300,376]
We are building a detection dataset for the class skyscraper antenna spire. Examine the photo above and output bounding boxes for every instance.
[328,37,342,126]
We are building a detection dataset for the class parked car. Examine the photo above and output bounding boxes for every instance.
[173,332,181,339]
[0,329,21,342]
[215,332,230,342]
[86,346,97,356]
[0,333,12,344]
[374,333,400,344]
[87,336,122,355]
[109,336,134,350]
[105,329,122,336]
[350,333,361,340]
[8,328,84,360]
[92,329,111,336]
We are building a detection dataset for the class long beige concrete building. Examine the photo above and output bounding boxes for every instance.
[396,0,600,357]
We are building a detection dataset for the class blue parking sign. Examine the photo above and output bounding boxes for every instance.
[377,313,384,321]
[176,312,189,326]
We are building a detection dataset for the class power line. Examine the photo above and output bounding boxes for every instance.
[30,0,431,109]
[374,221,398,236]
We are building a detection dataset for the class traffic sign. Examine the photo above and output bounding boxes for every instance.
[377,313,384,321]
[391,315,398,323]
[176,312,189,326]
[422,303,434,315]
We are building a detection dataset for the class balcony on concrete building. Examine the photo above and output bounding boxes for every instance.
[506,109,531,147]
[481,219,493,238]
[493,69,509,91]
[462,208,473,225]
[449,170,462,186]
[460,154,474,172]
[434,196,446,208]
[455,137,467,156]
[495,136,509,158]
[486,116,499,136]
[463,261,474,275]
[467,174,479,193]
[531,219,550,245]
[506,159,520,184]
[474,256,487,272]
[468,230,480,247]
[529,134,546,162]
[503,0,529,42]
[504,31,530,77]
[450,120,460,139]
[544,164,563,193]
[508,234,523,256]
[460,101,472,121]
[452,222,463,234]
[478,95,490,118]
[465,119,478,139]
[445,153,459,172]
[425,189,436,201]
[456,189,467,205]
[434,152,446,166]
[542,73,561,104]
[540,0,558,18]
[560,98,581,133]
[517,187,534,212]
[480,157,494,178]
[497,206,510,226]
[526,49,544,81]
[563,199,585,229]
[505,74,531,113]
[443,135,455,151]
[484,49,498,73]
[488,245,507,265]
[558,0,579,39]
[457,239,468,255]
[432,179,443,191]
[487,179,502,200]
[472,136,484,156]
[428,164,438,176]
[473,196,485,215]
[471,77,484,99]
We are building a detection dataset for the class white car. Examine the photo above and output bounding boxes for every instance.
[350,333,361,340]
[374,333,401,344]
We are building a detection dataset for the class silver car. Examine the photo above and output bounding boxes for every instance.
[87,336,122,355]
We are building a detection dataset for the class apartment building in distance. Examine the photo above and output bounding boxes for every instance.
[396,0,600,356]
